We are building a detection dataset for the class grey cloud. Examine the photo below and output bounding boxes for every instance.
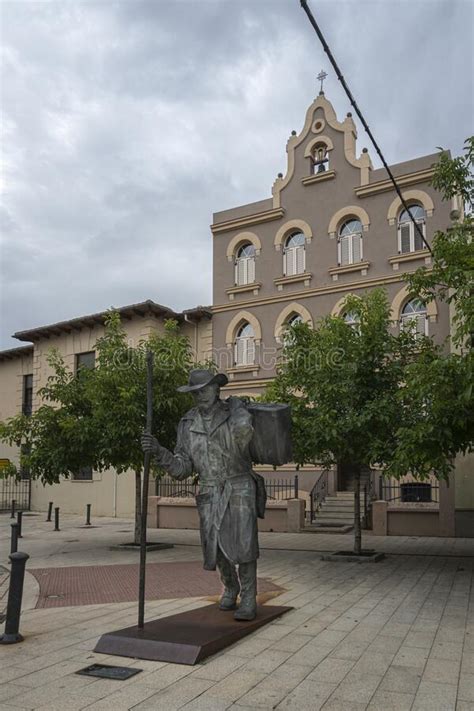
[1,0,472,349]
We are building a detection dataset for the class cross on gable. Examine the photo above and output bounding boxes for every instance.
[317,70,327,94]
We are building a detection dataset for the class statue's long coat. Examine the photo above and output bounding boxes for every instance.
[157,400,259,570]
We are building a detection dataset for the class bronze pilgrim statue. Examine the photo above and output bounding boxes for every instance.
[142,368,291,622]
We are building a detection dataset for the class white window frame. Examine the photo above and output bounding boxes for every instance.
[234,324,256,366]
[235,255,256,285]
[283,233,306,276]
[400,301,428,338]
[397,207,426,253]
[337,232,363,266]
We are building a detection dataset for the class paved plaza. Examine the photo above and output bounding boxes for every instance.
[0,512,473,710]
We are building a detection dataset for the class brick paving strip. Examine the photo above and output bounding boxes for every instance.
[29,560,282,608]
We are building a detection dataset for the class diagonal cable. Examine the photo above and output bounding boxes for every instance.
[300,0,432,254]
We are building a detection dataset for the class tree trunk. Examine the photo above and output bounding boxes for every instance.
[353,466,362,555]
[134,469,142,546]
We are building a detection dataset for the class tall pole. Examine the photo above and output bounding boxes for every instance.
[138,350,153,629]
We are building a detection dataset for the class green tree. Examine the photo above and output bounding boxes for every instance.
[392,137,474,480]
[0,313,194,543]
[406,137,473,349]
[264,289,451,555]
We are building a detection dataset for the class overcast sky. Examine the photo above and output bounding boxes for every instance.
[1,0,472,349]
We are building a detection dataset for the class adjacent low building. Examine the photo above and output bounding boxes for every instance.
[0,300,212,517]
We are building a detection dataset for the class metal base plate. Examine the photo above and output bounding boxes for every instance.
[76,663,142,680]
[94,603,292,665]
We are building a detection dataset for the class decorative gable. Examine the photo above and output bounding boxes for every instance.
[271,93,373,208]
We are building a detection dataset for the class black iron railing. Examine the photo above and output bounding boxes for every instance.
[155,476,199,498]
[265,476,299,501]
[155,474,299,500]
[379,479,439,504]
[0,477,31,513]
[308,470,329,522]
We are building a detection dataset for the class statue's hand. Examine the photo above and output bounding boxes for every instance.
[141,433,161,455]
[226,395,249,411]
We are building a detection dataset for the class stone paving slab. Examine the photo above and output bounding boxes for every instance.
[0,513,473,710]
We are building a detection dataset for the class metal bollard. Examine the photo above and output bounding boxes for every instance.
[0,552,30,644]
[17,511,23,538]
[46,501,53,522]
[10,499,16,519]
[10,522,19,555]
[85,504,91,526]
[54,507,60,531]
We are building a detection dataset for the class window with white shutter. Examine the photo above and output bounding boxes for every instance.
[235,243,256,285]
[235,322,256,365]
[338,220,363,265]
[400,299,428,338]
[398,204,426,253]
[284,232,306,275]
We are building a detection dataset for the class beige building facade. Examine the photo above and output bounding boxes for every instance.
[0,301,212,517]
[210,91,472,537]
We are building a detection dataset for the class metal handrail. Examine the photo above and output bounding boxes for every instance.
[309,470,329,523]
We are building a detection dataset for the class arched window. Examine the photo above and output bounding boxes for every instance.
[235,243,256,285]
[288,314,303,327]
[338,219,363,266]
[234,322,255,366]
[283,314,304,345]
[343,311,359,331]
[398,204,426,253]
[400,299,428,338]
[311,143,329,174]
[284,232,305,276]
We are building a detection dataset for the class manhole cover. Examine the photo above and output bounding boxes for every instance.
[46,594,64,599]
[66,539,80,543]
[22,513,39,517]
[76,664,142,680]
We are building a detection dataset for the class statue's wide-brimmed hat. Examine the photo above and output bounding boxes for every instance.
[177,368,228,393]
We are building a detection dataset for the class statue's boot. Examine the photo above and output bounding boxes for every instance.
[217,552,240,611]
[234,561,257,621]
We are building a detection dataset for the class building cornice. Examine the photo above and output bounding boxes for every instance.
[0,345,34,362]
[211,208,285,235]
[355,167,435,198]
[14,300,212,343]
[212,271,427,314]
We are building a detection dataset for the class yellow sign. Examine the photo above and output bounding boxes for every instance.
[0,458,11,470]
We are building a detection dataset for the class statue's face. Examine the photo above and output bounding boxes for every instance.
[193,383,219,410]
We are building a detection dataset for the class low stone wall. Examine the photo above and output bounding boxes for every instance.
[372,500,442,537]
[147,496,305,533]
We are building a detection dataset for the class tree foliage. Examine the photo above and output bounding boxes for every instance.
[406,137,474,348]
[264,289,472,553]
[0,313,195,541]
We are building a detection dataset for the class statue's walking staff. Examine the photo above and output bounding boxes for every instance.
[138,350,153,629]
